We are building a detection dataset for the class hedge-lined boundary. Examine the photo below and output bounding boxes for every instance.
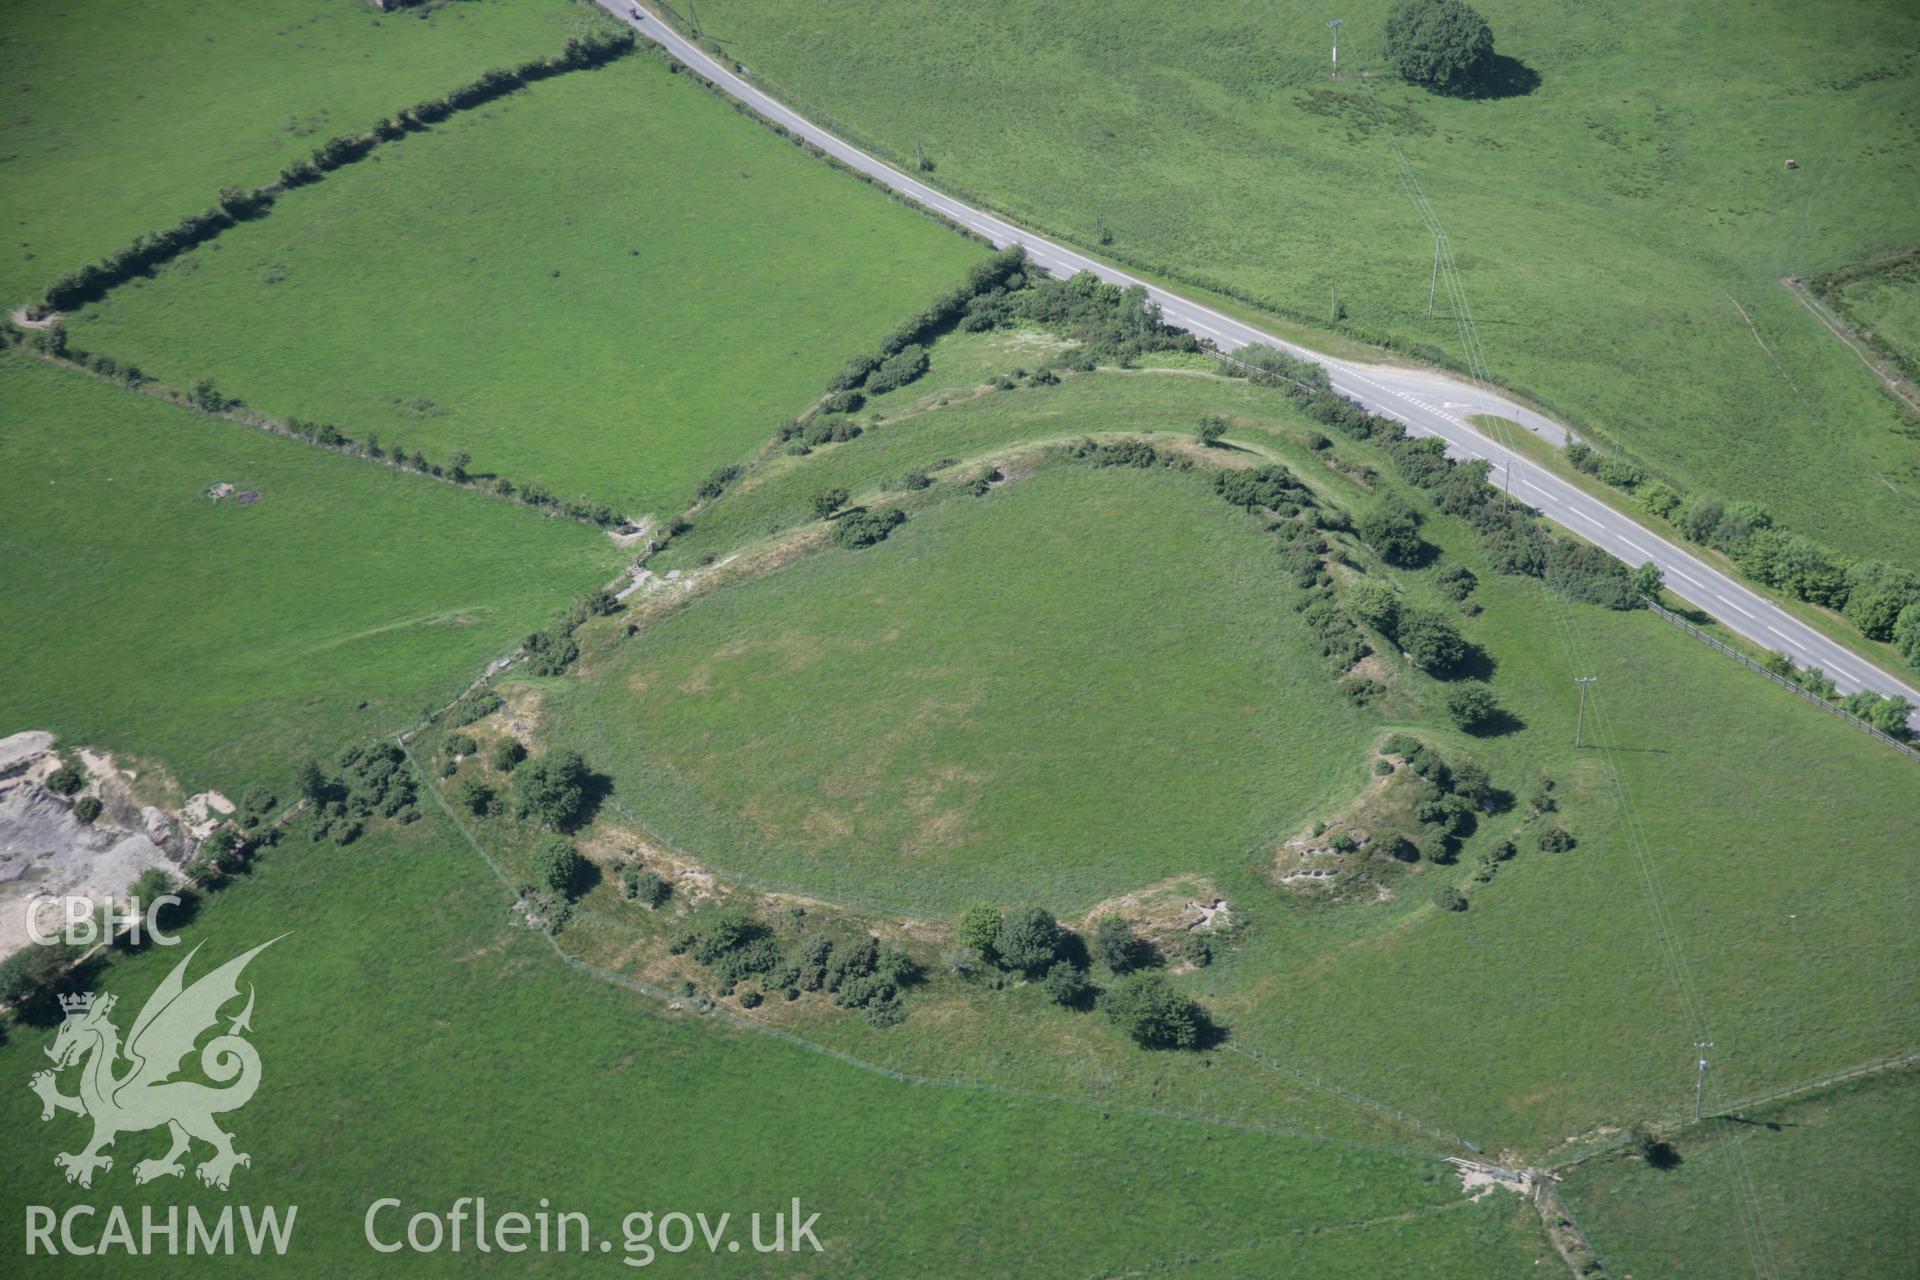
[31,28,636,315]
[0,323,633,531]
[1559,436,1920,674]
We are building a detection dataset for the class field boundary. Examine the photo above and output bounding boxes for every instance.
[1640,597,1920,764]
[0,343,637,531]
[23,29,638,318]
[400,739,1477,1164]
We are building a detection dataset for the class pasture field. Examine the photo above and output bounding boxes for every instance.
[61,52,984,519]
[0,352,623,794]
[546,463,1377,916]
[1557,1068,1920,1280]
[1828,255,1920,380]
[0,806,1554,1277]
[667,0,1920,567]
[0,0,590,303]
[523,343,1920,1165]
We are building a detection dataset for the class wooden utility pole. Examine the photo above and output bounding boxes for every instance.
[1693,1042,1714,1122]
[1428,236,1442,319]
[1573,676,1598,747]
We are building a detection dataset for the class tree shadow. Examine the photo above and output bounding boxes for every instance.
[1468,53,1542,100]
[9,951,111,1027]
[1645,1140,1683,1170]
[1191,1014,1230,1051]
[1435,643,1496,683]
[1462,707,1527,738]
[566,768,618,833]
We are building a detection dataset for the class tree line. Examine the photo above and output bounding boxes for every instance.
[34,29,636,314]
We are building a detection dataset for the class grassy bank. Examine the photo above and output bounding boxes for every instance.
[0,805,1552,1276]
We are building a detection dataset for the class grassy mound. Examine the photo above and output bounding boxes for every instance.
[547,463,1373,914]
[0,353,621,792]
[61,53,983,518]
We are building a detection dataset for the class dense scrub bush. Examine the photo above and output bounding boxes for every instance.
[1102,972,1208,1049]
[452,692,503,726]
[957,904,1003,963]
[530,838,586,897]
[624,869,670,908]
[1300,596,1370,669]
[1842,561,1920,640]
[45,760,87,797]
[1383,0,1496,95]
[1059,437,1182,469]
[1357,495,1428,566]
[1011,271,1199,365]
[523,628,580,676]
[1042,962,1092,1007]
[865,344,930,395]
[829,506,906,548]
[695,464,741,502]
[513,750,591,830]
[996,907,1062,974]
[810,488,851,519]
[1395,608,1468,674]
[1436,564,1478,601]
[1536,826,1575,853]
[1227,343,1329,391]
[1212,464,1310,515]
[1347,579,1400,633]
[73,796,103,824]
[1443,682,1502,732]
[1094,917,1146,973]
[1546,539,1636,610]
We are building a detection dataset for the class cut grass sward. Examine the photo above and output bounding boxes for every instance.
[1557,1069,1920,1280]
[675,0,1920,566]
[541,349,1920,1165]
[0,807,1553,1276]
[549,463,1376,916]
[0,353,622,794]
[62,53,984,519]
[0,0,590,303]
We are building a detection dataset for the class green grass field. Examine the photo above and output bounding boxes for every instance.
[0,806,1553,1277]
[548,463,1375,915]
[521,342,1920,1181]
[0,0,593,304]
[1556,1069,1920,1280]
[671,0,1920,568]
[0,352,622,794]
[61,51,984,518]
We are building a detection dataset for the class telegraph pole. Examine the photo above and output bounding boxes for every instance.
[1693,1042,1714,1123]
[1573,676,1598,747]
[1428,235,1442,319]
[1328,19,1343,79]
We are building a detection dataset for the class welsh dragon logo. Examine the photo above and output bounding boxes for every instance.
[28,937,282,1190]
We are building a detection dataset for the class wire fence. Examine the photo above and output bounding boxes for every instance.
[1640,598,1920,764]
